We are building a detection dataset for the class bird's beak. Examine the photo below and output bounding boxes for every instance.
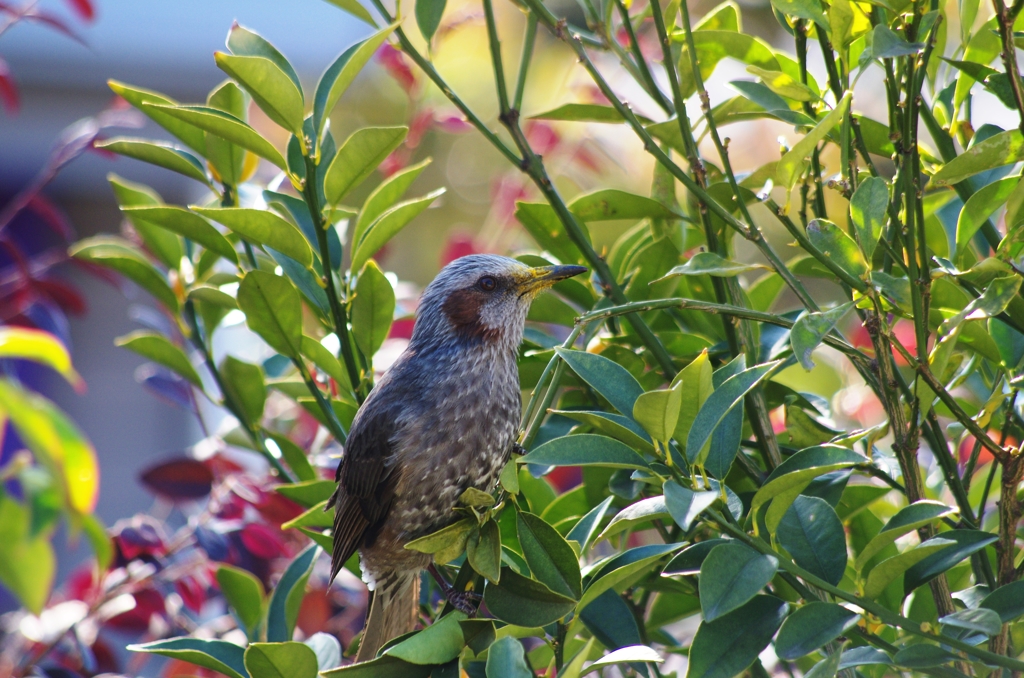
[518,264,588,295]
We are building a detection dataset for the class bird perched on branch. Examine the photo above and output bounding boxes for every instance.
[327,254,586,662]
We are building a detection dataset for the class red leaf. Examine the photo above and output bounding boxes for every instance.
[63,0,94,21]
[257,492,304,526]
[24,9,87,45]
[176,575,206,614]
[0,57,19,115]
[105,588,165,631]
[34,278,87,315]
[140,458,214,500]
[240,522,287,560]
[26,194,74,240]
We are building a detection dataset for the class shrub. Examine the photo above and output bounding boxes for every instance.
[15,0,1024,674]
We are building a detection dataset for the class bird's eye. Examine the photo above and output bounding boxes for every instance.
[478,276,497,291]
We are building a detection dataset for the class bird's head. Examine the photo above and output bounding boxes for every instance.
[412,254,587,348]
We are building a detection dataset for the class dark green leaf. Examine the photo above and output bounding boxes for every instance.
[932,130,1024,186]
[220,356,266,425]
[904,530,998,593]
[321,655,431,677]
[777,496,847,585]
[266,543,319,642]
[955,176,1018,264]
[663,539,730,575]
[686,595,789,678]
[517,511,582,599]
[483,566,576,627]
[838,646,893,669]
[127,638,249,678]
[855,500,957,572]
[870,24,924,58]
[580,543,681,610]
[115,331,201,387]
[893,644,957,668]
[519,434,649,470]
[981,580,1024,622]
[415,0,446,41]
[849,177,888,261]
[790,302,854,370]
[663,480,717,532]
[555,348,644,417]
[467,520,502,584]
[385,611,467,664]
[940,607,1002,636]
[552,410,654,453]
[237,271,303,358]
[597,495,671,542]
[775,601,859,660]
[807,219,868,280]
[699,542,778,621]
[567,496,615,552]
[485,636,532,678]
[864,538,956,599]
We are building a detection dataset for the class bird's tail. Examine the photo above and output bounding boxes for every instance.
[355,569,420,663]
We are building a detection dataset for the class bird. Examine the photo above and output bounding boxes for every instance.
[326,254,587,662]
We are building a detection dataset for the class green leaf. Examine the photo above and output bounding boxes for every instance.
[893,644,958,668]
[108,81,207,154]
[673,350,713,449]
[687,595,789,678]
[485,635,532,678]
[350,189,444,273]
[555,348,644,417]
[313,25,395,138]
[790,301,854,370]
[579,543,680,611]
[385,611,468,664]
[305,633,342,671]
[115,331,201,387]
[751,445,866,533]
[849,176,888,261]
[981,580,1024,622]
[567,496,615,553]
[282,500,334,530]
[320,655,432,677]
[675,31,781,99]
[519,434,649,470]
[777,93,850,191]
[220,356,266,425]
[192,207,313,269]
[467,520,502,584]
[869,24,924,59]
[932,130,1024,186]
[528,103,629,123]
[351,259,396,359]
[299,336,350,393]
[323,0,378,25]
[216,564,265,640]
[96,138,210,185]
[204,81,249,186]
[663,480,718,532]
[747,66,819,101]
[838,647,892,669]
[123,205,237,264]
[659,252,765,279]
[237,270,303,358]
[596,495,670,542]
[807,219,869,280]
[864,538,955,599]
[856,500,957,572]
[415,0,446,41]
[227,23,303,93]
[940,607,1002,636]
[686,361,781,465]
[324,127,408,205]
[146,104,288,171]
[517,511,582,599]
[69,236,178,312]
[0,327,80,387]
[771,0,827,27]
[244,642,319,678]
[266,543,319,642]
[484,566,577,626]
[775,602,859,660]
[275,479,335,507]
[268,433,317,483]
[956,176,1018,264]
[699,542,778,621]
[632,382,682,443]
[0,494,56,615]
[405,518,474,564]
[354,158,431,248]
[903,530,998,594]
[128,638,250,678]
[216,53,304,135]
[552,410,654,454]
[568,189,681,221]
[777,496,847,585]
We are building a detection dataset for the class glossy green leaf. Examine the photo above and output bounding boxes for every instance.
[115,331,201,387]
[856,500,957,572]
[555,348,644,417]
[520,434,649,470]
[467,520,502,584]
[686,595,789,678]
[216,53,304,135]
[324,127,408,205]
[777,93,850,190]
[237,270,303,358]
[777,496,847,585]
[981,580,1024,622]
[790,301,854,370]
[266,543,319,642]
[204,81,249,186]
[244,642,318,678]
[217,564,265,640]
[956,176,1018,264]
[353,158,431,248]
[351,259,396,359]
[904,530,998,593]
[299,336,350,392]
[121,206,238,263]
[404,518,474,564]
[483,566,576,626]
[69,236,178,312]
[940,607,1002,636]
[580,543,680,610]
[699,542,778,621]
[660,252,765,280]
[676,31,780,99]
[849,176,888,261]
[108,81,207,154]
[96,137,210,185]
[282,500,333,530]
[864,538,955,599]
[415,0,446,41]
[663,481,718,532]
[772,0,827,27]
[552,410,654,453]
[672,350,713,450]
[932,130,1024,186]
[320,655,431,677]
[146,104,288,171]
[275,479,335,507]
[687,361,780,465]
[350,189,443,273]
[385,611,467,664]
[220,356,266,425]
[517,511,582,599]
[192,207,312,269]
[632,382,682,443]
[775,601,859,660]
[266,433,317,483]
[529,103,629,123]
[485,635,532,678]
[128,638,249,678]
[313,25,395,137]
[807,219,868,280]
[568,189,681,222]
[747,66,818,101]
[323,0,378,25]
[893,644,958,668]
[869,24,924,58]
[597,495,671,542]
[567,496,615,553]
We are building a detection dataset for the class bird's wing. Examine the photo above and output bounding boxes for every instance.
[329,408,399,581]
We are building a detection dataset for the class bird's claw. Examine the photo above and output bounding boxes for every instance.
[446,589,482,616]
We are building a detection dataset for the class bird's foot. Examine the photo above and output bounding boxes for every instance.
[445,588,483,616]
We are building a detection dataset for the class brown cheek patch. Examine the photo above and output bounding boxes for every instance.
[442,288,501,342]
